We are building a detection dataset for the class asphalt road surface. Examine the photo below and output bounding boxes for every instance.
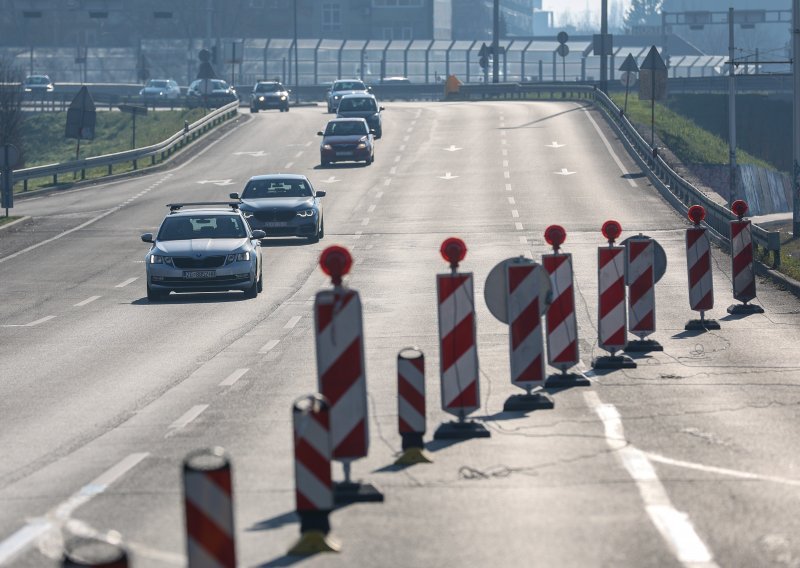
[1,101,799,567]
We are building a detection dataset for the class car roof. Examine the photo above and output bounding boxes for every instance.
[327,117,369,123]
[25,75,51,81]
[167,209,241,218]
[247,174,309,182]
[339,93,376,99]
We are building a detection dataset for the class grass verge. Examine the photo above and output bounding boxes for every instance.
[0,216,21,227]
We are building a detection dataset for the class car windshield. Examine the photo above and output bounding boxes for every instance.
[26,76,50,85]
[325,121,368,136]
[338,97,377,112]
[255,83,282,92]
[147,80,168,88]
[242,179,312,199]
[333,81,365,91]
[212,80,228,90]
[158,215,248,240]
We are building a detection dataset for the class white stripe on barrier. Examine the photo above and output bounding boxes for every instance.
[297,415,331,461]
[315,298,361,376]
[184,474,234,537]
[295,462,333,510]
[438,280,475,337]
[441,345,478,404]
[398,398,425,431]
[186,539,227,568]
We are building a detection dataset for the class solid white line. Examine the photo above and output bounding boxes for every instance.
[582,107,638,187]
[219,368,249,387]
[25,316,56,327]
[645,452,800,487]
[284,315,301,329]
[285,162,294,169]
[74,296,102,307]
[259,339,280,353]
[368,204,376,213]
[511,210,519,218]
[115,277,138,288]
[168,405,208,431]
[508,197,516,205]
[362,218,370,226]
[505,184,512,191]
[584,392,717,567]
[0,453,148,566]
[515,222,524,231]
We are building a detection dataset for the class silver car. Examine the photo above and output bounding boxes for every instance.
[326,79,371,113]
[141,202,265,301]
[139,79,181,101]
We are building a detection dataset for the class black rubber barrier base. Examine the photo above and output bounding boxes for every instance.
[434,420,490,440]
[593,355,637,369]
[503,393,554,412]
[545,373,592,389]
[333,482,384,505]
[684,319,721,331]
[727,303,765,315]
[625,339,664,352]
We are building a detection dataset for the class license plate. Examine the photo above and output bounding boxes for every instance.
[336,151,352,156]
[183,270,215,279]
[264,221,288,227]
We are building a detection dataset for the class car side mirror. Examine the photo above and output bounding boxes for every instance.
[316,190,326,197]
[369,129,376,135]
[229,192,240,200]
[380,106,385,111]
[251,230,266,239]
[141,233,154,243]
[287,89,292,93]
[317,131,324,136]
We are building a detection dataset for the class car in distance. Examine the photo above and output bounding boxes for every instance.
[22,74,54,95]
[250,81,290,112]
[231,174,326,243]
[326,79,370,113]
[380,76,410,85]
[318,118,375,166]
[140,202,265,301]
[139,79,181,101]
[187,79,238,108]
[336,94,384,138]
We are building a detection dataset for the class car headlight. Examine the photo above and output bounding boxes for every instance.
[258,96,264,101]
[296,209,315,218]
[150,254,174,266]
[226,251,251,264]
[280,95,287,100]
[159,91,164,96]
[322,144,332,150]
[334,95,340,100]
[357,142,367,149]
[24,87,32,92]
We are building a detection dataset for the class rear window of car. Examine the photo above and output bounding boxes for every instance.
[242,179,312,198]
[26,76,50,85]
[147,80,168,88]
[338,97,377,112]
[333,81,366,91]
[324,121,368,136]
[255,83,282,92]
[158,215,248,240]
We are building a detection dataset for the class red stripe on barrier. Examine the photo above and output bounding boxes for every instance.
[733,249,752,274]
[510,298,540,351]
[399,417,414,434]
[440,313,475,371]
[409,357,425,374]
[438,274,471,303]
[547,286,573,325]
[731,221,748,239]
[606,327,626,346]
[335,420,366,456]
[316,293,354,333]
[446,381,478,408]
[205,468,233,497]
[516,355,543,382]
[319,339,362,405]
[185,499,235,567]
[695,290,713,311]
[398,377,425,413]
[629,268,653,303]
[599,279,625,316]
[296,491,316,512]
[508,264,534,295]
[295,438,330,486]
[686,228,705,248]
[552,340,578,364]
[689,251,710,285]
[632,311,654,331]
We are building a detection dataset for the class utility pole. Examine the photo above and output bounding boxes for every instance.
[794,0,800,235]
[294,0,300,102]
[206,0,213,49]
[492,0,500,83]
[728,7,738,207]
[600,0,608,93]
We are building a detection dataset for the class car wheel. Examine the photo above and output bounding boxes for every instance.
[244,278,259,299]
[307,232,320,244]
[321,158,330,167]
[318,219,325,239]
[147,284,167,302]
[256,268,263,293]
[283,105,290,112]
[250,106,258,113]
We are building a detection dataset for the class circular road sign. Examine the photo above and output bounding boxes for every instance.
[484,257,552,324]
[621,235,668,284]
[0,144,20,169]
[557,31,569,45]
[557,44,570,58]
[620,71,638,88]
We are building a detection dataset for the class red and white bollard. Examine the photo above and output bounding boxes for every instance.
[542,225,590,387]
[395,348,432,465]
[685,206,720,330]
[594,220,636,369]
[728,200,763,315]
[434,237,489,439]
[62,533,128,567]
[288,394,340,555]
[183,447,236,568]
[623,234,663,352]
[314,246,382,503]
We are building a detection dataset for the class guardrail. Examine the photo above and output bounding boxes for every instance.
[10,99,239,191]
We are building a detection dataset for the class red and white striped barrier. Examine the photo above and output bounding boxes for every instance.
[728,200,763,314]
[624,235,663,352]
[395,348,431,464]
[434,238,489,439]
[183,447,236,568]
[314,246,382,503]
[62,534,128,568]
[594,221,636,369]
[288,394,339,555]
[685,206,720,330]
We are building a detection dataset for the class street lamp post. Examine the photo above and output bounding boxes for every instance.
[728,8,738,206]
[794,0,800,235]
[294,0,300,103]
[22,11,43,76]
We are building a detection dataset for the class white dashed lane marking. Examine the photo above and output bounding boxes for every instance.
[511,210,520,218]
[384,179,392,186]
[515,222,524,230]
[74,296,101,307]
[115,277,138,288]
[362,218,370,226]
[259,339,280,353]
[376,191,384,199]
[167,405,208,435]
[504,171,510,179]
[368,204,376,213]
[285,162,294,169]
[26,316,56,327]
[508,197,516,205]
[284,316,302,329]
[355,230,363,239]
[519,236,528,244]
[219,368,249,387]
[390,167,397,175]
[503,160,509,167]
[505,184,512,191]
[294,151,303,158]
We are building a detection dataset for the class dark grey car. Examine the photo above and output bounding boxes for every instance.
[336,94,384,138]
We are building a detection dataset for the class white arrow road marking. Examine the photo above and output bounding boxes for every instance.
[196,179,234,186]
[546,141,566,148]
[439,172,459,180]
[443,145,463,152]
[322,176,340,183]
[232,150,267,157]
[554,168,576,176]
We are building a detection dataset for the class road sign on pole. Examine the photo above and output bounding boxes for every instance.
[639,46,667,147]
[1,144,19,214]
[619,53,639,113]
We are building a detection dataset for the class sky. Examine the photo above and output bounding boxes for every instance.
[543,0,633,28]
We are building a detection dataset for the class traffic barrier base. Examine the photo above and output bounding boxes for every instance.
[684,313,721,331]
[62,535,128,568]
[333,461,384,504]
[434,420,490,440]
[503,392,554,412]
[288,511,340,555]
[545,370,592,389]
[395,432,432,465]
[593,355,637,369]
[395,348,431,465]
[727,302,764,315]
[625,338,663,352]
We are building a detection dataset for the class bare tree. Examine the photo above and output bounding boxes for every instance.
[0,57,25,165]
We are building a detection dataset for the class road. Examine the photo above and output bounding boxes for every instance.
[0,101,799,567]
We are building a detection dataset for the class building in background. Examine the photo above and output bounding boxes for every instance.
[451,0,542,40]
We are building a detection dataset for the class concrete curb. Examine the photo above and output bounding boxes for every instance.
[0,216,30,232]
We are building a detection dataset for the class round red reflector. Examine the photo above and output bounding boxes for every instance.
[440,237,467,265]
[319,245,352,280]
[688,205,706,224]
[731,199,748,218]
[601,220,622,242]
[544,225,567,248]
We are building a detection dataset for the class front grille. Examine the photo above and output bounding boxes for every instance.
[253,209,296,222]
[163,275,248,286]
[172,256,226,269]
[332,144,358,152]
